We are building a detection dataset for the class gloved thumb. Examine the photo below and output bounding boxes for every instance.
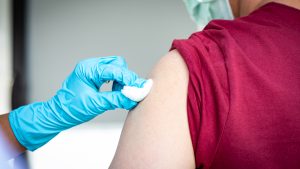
[112,77,147,91]
[95,91,137,112]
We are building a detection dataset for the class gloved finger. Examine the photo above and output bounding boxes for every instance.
[97,64,147,87]
[95,91,137,112]
[77,56,127,72]
[98,56,129,90]
[75,56,129,89]
[132,78,147,88]
[112,81,123,91]
[106,56,128,68]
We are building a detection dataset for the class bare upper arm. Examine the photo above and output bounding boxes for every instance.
[109,50,195,169]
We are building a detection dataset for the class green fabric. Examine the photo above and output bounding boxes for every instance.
[183,0,234,30]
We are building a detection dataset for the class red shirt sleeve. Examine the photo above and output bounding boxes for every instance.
[170,3,300,169]
[171,31,230,168]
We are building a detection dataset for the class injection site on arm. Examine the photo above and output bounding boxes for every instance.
[121,79,153,102]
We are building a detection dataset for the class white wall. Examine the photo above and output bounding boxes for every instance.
[0,0,12,115]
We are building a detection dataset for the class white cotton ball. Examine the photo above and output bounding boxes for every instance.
[121,79,153,102]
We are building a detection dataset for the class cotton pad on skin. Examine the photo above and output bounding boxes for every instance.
[121,79,153,102]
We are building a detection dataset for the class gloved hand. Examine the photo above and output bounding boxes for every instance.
[9,56,146,151]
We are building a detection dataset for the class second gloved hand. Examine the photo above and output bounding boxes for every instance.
[9,56,146,151]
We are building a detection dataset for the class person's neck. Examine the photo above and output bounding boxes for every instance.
[241,0,300,16]
[257,0,300,10]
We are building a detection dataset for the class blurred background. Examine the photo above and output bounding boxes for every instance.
[0,0,195,168]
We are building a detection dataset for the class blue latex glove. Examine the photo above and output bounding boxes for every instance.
[9,56,146,151]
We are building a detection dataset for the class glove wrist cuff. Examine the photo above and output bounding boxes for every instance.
[9,102,60,151]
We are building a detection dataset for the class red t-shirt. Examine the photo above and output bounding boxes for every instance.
[171,2,300,169]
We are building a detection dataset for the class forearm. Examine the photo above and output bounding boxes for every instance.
[0,113,26,155]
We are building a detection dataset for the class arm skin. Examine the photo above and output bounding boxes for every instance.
[0,113,26,154]
[110,50,195,169]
